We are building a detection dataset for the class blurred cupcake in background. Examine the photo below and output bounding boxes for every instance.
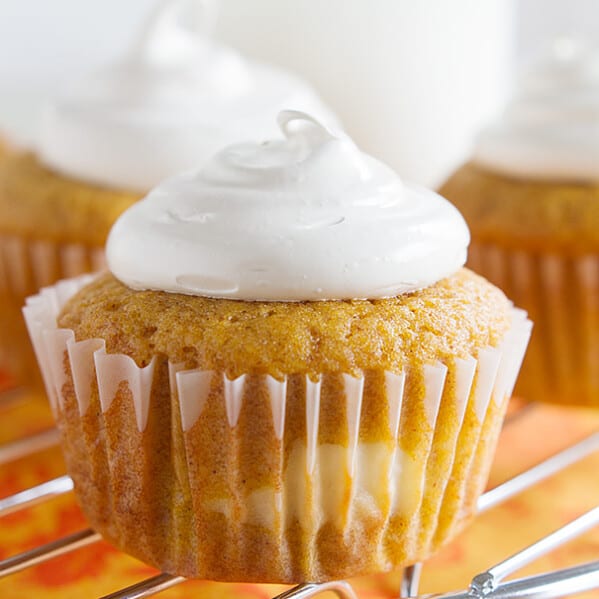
[0,128,15,162]
[0,135,7,159]
[439,39,599,407]
[0,0,337,386]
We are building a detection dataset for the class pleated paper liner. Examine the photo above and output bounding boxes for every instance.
[0,232,105,386]
[24,276,531,583]
[468,241,599,406]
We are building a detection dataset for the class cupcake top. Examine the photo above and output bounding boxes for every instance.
[473,38,599,182]
[38,0,336,192]
[107,110,470,301]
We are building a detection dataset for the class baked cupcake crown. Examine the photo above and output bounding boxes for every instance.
[106,110,470,301]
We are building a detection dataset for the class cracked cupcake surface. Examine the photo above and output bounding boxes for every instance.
[59,269,511,378]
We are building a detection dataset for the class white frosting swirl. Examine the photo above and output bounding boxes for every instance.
[474,39,599,182]
[38,0,337,192]
[107,111,469,301]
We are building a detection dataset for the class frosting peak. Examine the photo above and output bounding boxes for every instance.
[38,0,336,191]
[201,111,399,197]
[107,111,469,301]
[474,38,599,182]
[131,0,219,65]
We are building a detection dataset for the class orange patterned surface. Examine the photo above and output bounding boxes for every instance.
[0,383,598,599]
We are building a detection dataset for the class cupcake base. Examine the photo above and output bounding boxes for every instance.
[24,277,531,583]
[469,242,598,406]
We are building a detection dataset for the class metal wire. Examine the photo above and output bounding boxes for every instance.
[0,422,598,598]
[477,432,599,512]
[0,386,27,407]
[428,560,599,599]
[99,574,187,599]
[0,529,101,579]
[273,581,360,599]
[0,427,59,465]
[0,474,73,517]
[400,563,423,598]
[469,506,599,594]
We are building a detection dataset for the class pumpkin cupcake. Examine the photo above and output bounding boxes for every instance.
[440,39,599,407]
[0,0,336,386]
[0,135,8,159]
[25,112,531,583]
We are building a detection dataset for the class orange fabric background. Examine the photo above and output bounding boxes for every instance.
[1,377,598,599]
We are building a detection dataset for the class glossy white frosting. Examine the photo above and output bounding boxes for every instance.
[474,39,599,182]
[37,0,336,191]
[106,111,469,301]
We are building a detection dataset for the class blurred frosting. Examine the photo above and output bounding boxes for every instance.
[107,111,470,301]
[474,38,599,182]
[38,0,337,191]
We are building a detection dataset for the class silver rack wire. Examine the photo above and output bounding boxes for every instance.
[1,408,598,599]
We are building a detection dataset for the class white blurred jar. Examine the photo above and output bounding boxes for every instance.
[215,0,515,187]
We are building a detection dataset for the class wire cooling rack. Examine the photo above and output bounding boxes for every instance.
[0,393,598,599]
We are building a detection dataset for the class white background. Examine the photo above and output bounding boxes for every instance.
[0,0,595,185]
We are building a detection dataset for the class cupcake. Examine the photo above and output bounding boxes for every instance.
[24,112,531,583]
[0,0,336,386]
[440,39,599,407]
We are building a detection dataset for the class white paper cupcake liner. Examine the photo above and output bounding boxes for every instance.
[24,276,532,583]
[469,241,598,406]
